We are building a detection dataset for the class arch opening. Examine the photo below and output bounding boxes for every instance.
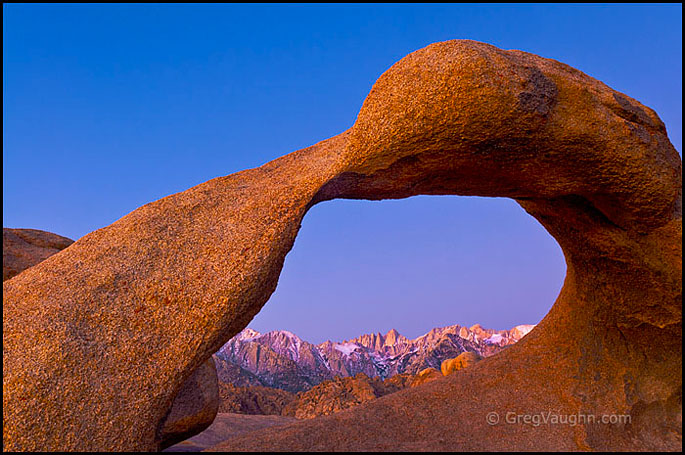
[248,195,566,344]
[201,195,567,428]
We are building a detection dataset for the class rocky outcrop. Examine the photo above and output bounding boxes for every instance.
[3,228,73,281]
[283,373,380,419]
[410,367,443,387]
[214,372,413,420]
[282,372,412,419]
[217,382,295,415]
[440,352,482,376]
[379,372,414,392]
[3,40,681,451]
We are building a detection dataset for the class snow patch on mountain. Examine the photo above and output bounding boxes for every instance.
[513,324,535,337]
[235,328,261,342]
[484,333,503,344]
[334,343,358,355]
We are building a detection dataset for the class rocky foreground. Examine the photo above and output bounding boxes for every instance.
[163,413,296,452]
[173,353,481,450]
[3,39,681,451]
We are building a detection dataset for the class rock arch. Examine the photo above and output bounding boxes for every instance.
[3,40,681,451]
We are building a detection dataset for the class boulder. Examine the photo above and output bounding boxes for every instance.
[377,372,414,393]
[410,368,443,387]
[440,352,482,375]
[3,228,73,281]
[217,382,295,416]
[3,40,681,451]
[284,373,380,419]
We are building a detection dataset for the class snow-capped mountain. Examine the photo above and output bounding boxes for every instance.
[214,323,535,392]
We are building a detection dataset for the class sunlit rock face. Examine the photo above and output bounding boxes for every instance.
[3,40,681,451]
[440,352,483,376]
[410,367,443,387]
[283,373,387,419]
[3,228,221,451]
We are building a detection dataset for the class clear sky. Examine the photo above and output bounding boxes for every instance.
[3,4,682,343]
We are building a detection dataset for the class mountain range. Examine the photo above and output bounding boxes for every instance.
[213,323,534,392]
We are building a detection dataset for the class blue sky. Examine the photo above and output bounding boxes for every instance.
[3,4,682,343]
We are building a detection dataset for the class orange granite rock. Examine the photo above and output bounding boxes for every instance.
[3,40,681,451]
[440,352,482,376]
[410,367,443,387]
[3,229,220,450]
[3,228,73,281]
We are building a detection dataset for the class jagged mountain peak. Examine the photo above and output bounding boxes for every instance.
[234,327,261,341]
[259,330,302,343]
[383,328,403,346]
[216,322,535,392]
